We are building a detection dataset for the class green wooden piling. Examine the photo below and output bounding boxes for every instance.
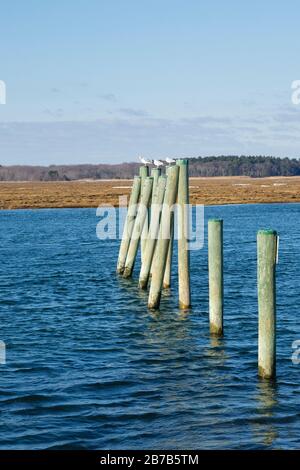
[140,166,150,264]
[117,176,141,274]
[146,167,161,275]
[148,165,179,309]
[257,229,277,379]
[123,177,153,278]
[139,175,166,289]
[139,165,149,188]
[162,166,174,289]
[150,168,161,204]
[163,219,173,288]
[208,219,224,336]
[177,159,191,309]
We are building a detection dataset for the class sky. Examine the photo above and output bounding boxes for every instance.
[0,0,300,165]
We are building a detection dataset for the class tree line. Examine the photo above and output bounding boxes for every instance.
[0,156,300,181]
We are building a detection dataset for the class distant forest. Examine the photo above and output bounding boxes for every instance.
[1,156,300,181]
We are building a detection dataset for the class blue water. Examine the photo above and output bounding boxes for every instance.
[0,204,299,450]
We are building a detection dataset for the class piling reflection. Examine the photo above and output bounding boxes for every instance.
[144,308,193,350]
[252,380,278,447]
[204,335,227,365]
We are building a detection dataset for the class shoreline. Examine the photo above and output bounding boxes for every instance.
[1,201,300,211]
[1,176,300,209]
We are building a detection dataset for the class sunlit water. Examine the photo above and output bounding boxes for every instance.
[0,204,299,449]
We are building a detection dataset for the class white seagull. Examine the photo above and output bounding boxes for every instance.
[138,156,153,166]
[165,157,176,164]
[153,159,164,167]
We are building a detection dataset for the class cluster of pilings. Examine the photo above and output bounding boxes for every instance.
[116,161,278,380]
[117,159,190,310]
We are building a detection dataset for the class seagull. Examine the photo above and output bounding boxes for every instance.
[165,157,176,164]
[153,159,164,167]
[138,156,153,166]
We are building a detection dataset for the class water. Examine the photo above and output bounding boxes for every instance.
[0,204,299,450]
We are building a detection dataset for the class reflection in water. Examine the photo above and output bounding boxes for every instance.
[117,275,138,295]
[161,287,172,298]
[144,308,193,350]
[252,380,278,447]
[257,380,278,411]
[206,335,227,365]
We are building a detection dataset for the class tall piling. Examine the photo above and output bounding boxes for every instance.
[123,177,153,278]
[139,165,149,189]
[150,168,161,204]
[140,166,150,264]
[257,229,277,379]
[117,176,141,274]
[177,159,191,309]
[208,219,224,336]
[163,220,173,289]
[139,175,166,289]
[162,166,174,289]
[147,167,161,275]
[148,165,179,309]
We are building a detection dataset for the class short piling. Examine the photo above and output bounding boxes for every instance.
[257,229,277,379]
[208,219,224,336]
[177,159,191,309]
[123,176,153,278]
[117,176,141,274]
[148,165,179,309]
[139,175,166,289]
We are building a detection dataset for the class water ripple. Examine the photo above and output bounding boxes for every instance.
[0,206,299,449]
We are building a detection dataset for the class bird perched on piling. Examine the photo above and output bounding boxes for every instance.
[165,157,176,164]
[139,156,153,166]
[153,159,164,167]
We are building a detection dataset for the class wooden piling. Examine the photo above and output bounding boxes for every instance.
[257,229,277,379]
[140,166,150,264]
[123,176,153,278]
[177,159,191,309]
[117,176,141,274]
[163,166,174,289]
[139,165,149,188]
[148,165,179,309]
[208,219,224,336]
[150,168,161,204]
[146,167,161,275]
[162,220,173,289]
[139,175,166,289]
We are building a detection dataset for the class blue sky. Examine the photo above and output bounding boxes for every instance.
[0,0,300,165]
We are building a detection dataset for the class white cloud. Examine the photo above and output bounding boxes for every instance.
[0,113,299,165]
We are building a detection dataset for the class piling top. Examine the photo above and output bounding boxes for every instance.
[139,166,150,177]
[208,218,223,223]
[176,158,189,165]
[257,229,277,236]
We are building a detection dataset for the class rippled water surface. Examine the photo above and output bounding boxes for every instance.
[0,205,299,449]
